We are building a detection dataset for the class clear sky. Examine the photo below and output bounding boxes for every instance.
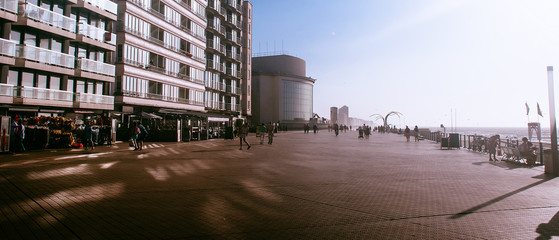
[250,0,559,128]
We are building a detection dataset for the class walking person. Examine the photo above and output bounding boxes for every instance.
[267,122,275,144]
[414,125,420,142]
[404,126,411,142]
[238,123,251,150]
[130,122,140,150]
[487,135,500,161]
[259,123,266,144]
[358,126,364,139]
[334,123,339,136]
[84,121,94,150]
[15,119,25,153]
[17,119,26,152]
[137,122,148,150]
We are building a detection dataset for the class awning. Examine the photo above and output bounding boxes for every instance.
[141,112,163,119]
[208,117,230,122]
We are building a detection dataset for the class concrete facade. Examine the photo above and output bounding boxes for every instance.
[0,0,117,119]
[252,55,315,129]
[338,105,349,126]
[330,107,338,124]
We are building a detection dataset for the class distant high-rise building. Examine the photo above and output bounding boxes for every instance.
[338,105,349,126]
[330,107,338,124]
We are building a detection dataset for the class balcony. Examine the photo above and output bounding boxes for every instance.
[206,59,223,72]
[78,22,116,45]
[76,58,115,82]
[0,83,13,103]
[85,0,117,15]
[226,50,241,62]
[226,67,240,78]
[225,17,242,29]
[226,33,241,45]
[121,90,204,108]
[225,0,241,13]
[225,103,239,112]
[206,81,226,92]
[20,3,76,35]
[206,101,225,111]
[16,44,75,69]
[0,83,12,96]
[226,85,241,95]
[0,0,17,14]
[0,38,15,57]
[0,38,16,65]
[13,86,73,107]
[75,92,113,110]
[124,27,187,56]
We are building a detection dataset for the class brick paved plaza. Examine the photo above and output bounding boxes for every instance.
[1,131,559,239]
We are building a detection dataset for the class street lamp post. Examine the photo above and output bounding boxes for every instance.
[547,66,559,177]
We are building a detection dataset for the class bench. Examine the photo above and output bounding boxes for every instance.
[500,146,536,165]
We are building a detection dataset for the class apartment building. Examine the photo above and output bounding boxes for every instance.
[0,0,118,151]
[114,0,207,141]
[240,0,251,118]
[205,0,249,127]
[0,0,252,147]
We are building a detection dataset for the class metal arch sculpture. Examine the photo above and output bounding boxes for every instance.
[369,111,402,130]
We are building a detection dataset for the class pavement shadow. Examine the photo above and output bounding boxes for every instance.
[536,210,559,240]
[450,178,553,219]
[472,160,539,170]
[191,149,231,153]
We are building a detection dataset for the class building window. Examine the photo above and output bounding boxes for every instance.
[50,76,60,90]
[21,72,34,87]
[76,80,85,93]
[7,70,18,86]
[37,74,47,88]
[283,81,313,121]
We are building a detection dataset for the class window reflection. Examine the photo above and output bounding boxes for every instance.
[283,81,313,120]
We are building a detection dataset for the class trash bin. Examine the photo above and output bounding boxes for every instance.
[441,137,449,148]
[544,149,555,174]
[449,133,460,148]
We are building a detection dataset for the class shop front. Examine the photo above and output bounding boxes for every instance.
[115,107,210,143]
[2,107,114,151]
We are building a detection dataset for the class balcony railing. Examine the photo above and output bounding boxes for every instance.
[227,85,240,94]
[14,86,73,102]
[124,27,186,55]
[226,67,240,78]
[207,59,222,72]
[226,33,241,45]
[226,103,239,112]
[85,0,118,15]
[21,3,76,33]
[226,50,241,61]
[0,38,16,57]
[225,17,242,29]
[226,0,241,12]
[78,22,116,45]
[0,83,13,96]
[77,92,114,105]
[206,101,225,110]
[122,90,203,106]
[0,0,17,13]
[16,44,75,69]
[77,58,115,76]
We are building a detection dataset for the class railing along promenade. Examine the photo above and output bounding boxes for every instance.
[422,130,551,165]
